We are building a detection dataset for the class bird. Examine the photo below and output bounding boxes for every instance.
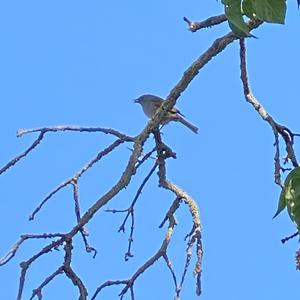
[134,94,198,134]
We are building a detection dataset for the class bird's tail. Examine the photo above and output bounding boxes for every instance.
[177,116,198,134]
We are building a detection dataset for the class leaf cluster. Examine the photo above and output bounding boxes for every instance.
[222,0,287,36]
[274,167,300,234]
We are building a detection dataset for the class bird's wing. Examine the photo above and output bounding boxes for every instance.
[170,107,185,118]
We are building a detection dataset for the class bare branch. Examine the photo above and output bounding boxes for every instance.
[91,280,128,300]
[0,233,65,266]
[106,162,158,260]
[28,239,88,300]
[71,180,97,256]
[91,215,177,299]
[0,132,45,175]
[239,38,299,187]
[159,197,182,228]
[17,125,134,141]
[153,129,203,295]
[183,14,227,32]
[135,147,157,169]
[17,238,65,300]
[281,232,299,244]
[63,240,88,300]
[296,248,300,270]
[29,139,125,220]
[2,23,258,299]
[163,253,179,297]
[29,266,64,300]
[1,126,133,177]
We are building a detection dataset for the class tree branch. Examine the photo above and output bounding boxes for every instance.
[239,38,299,186]
[183,14,227,32]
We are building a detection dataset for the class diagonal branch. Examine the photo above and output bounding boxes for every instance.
[1,22,261,300]
[0,132,45,175]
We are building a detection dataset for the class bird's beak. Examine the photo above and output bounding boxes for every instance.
[134,99,139,104]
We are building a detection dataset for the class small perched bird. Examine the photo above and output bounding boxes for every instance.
[134,94,198,134]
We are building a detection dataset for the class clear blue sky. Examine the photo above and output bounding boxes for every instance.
[0,1,300,299]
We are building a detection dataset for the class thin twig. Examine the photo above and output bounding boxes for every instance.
[281,232,299,244]
[29,266,64,300]
[71,181,97,256]
[0,132,45,175]
[92,215,177,299]
[163,253,179,297]
[17,238,65,300]
[0,233,65,266]
[159,197,182,228]
[29,139,124,220]
[106,163,158,260]
[135,147,157,169]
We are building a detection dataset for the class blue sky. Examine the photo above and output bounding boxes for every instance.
[0,1,300,299]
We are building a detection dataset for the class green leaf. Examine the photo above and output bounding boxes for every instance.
[224,0,251,37]
[227,21,251,37]
[274,167,300,232]
[273,188,287,219]
[242,0,256,20]
[251,0,286,24]
[287,177,300,231]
